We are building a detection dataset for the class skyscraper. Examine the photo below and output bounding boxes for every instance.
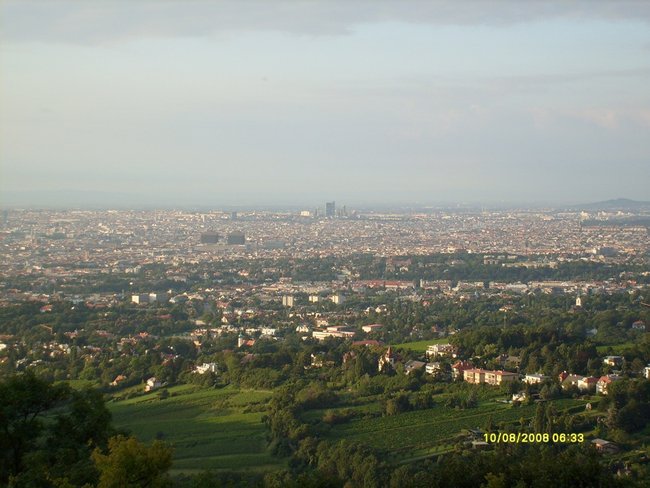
[326,201,335,218]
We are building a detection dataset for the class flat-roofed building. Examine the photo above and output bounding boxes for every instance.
[523,373,548,384]
[426,343,458,359]
[362,323,383,333]
[464,368,518,386]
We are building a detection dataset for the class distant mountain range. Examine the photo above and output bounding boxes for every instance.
[572,198,650,211]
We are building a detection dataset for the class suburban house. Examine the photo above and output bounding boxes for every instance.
[523,373,548,384]
[499,354,521,369]
[591,438,620,454]
[603,356,623,367]
[560,374,583,390]
[404,360,426,375]
[452,360,473,380]
[577,376,599,392]
[110,374,127,387]
[426,343,458,359]
[512,392,527,402]
[145,377,162,392]
[194,362,219,375]
[425,362,443,375]
[596,374,621,395]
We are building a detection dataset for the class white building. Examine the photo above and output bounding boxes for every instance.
[362,324,383,334]
[523,373,548,384]
[194,362,219,375]
[145,377,162,392]
[426,343,458,359]
[603,356,623,367]
[131,294,149,304]
[425,362,442,375]
[577,376,599,392]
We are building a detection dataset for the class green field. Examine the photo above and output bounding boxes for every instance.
[596,342,636,354]
[108,384,283,473]
[325,397,589,460]
[393,337,451,352]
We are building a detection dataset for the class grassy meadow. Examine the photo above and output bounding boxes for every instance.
[393,337,451,352]
[320,397,591,462]
[108,384,284,474]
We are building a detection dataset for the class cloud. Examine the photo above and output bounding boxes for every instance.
[3,0,650,44]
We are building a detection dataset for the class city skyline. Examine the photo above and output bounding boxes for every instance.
[1,1,649,207]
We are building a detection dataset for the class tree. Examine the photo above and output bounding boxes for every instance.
[92,435,173,488]
[0,372,113,487]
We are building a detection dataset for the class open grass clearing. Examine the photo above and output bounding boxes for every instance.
[108,384,281,473]
[393,338,451,353]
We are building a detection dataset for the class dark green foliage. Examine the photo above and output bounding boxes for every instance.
[92,435,173,488]
[0,372,113,487]
[389,445,625,488]
[599,379,650,433]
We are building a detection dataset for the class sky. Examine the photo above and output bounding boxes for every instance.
[1,1,649,208]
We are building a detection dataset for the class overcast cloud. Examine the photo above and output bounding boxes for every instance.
[1,1,649,207]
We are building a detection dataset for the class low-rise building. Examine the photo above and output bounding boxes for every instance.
[194,362,219,375]
[145,377,162,392]
[425,362,443,375]
[426,343,458,359]
[596,374,621,395]
[312,328,355,341]
[452,360,473,380]
[577,376,599,392]
[361,323,383,334]
[591,438,620,454]
[523,373,548,384]
[561,374,584,390]
[464,368,518,386]
[404,360,426,375]
[603,356,623,367]
[631,320,646,331]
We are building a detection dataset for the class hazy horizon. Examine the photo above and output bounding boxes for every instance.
[1,194,647,213]
[2,1,649,207]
